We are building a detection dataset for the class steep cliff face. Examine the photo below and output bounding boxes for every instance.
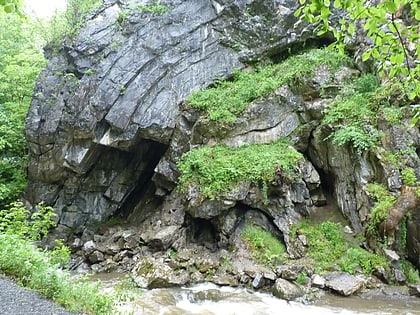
[25,0,420,269]
[25,0,312,227]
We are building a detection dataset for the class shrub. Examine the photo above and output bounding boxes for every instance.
[366,183,396,237]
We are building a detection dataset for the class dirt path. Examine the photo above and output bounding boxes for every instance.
[0,276,81,315]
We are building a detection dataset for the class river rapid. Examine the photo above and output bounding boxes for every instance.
[96,274,420,315]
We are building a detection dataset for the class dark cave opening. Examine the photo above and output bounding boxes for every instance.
[111,139,168,220]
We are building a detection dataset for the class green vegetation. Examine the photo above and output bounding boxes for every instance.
[0,12,47,207]
[177,138,303,200]
[43,0,102,46]
[0,201,128,314]
[322,74,382,153]
[401,260,420,284]
[0,0,23,15]
[292,220,388,274]
[242,224,287,267]
[295,0,420,103]
[401,167,418,186]
[187,48,350,123]
[366,183,396,237]
[130,1,169,15]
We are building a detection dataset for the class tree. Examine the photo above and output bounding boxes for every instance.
[0,12,46,206]
[0,0,23,15]
[295,0,420,102]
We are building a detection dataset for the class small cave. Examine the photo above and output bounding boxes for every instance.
[186,216,218,250]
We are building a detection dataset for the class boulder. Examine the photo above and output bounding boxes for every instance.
[131,256,188,289]
[272,278,305,301]
[324,272,365,296]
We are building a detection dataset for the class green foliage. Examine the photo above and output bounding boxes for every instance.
[0,13,47,206]
[0,0,23,15]
[400,260,420,284]
[295,0,420,102]
[43,0,102,47]
[0,234,115,314]
[401,167,418,185]
[296,271,308,285]
[323,74,382,153]
[187,48,350,123]
[242,224,287,267]
[292,220,387,274]
[177,139,303,200]
[0,201,56,240]
[366,183,396,236]
[128,1,169,15]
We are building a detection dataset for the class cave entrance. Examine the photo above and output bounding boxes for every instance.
[112,139,168,221]
[187,217,217,250]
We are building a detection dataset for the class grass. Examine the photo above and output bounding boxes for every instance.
[0,202,125,314]
[177,138,303,200]
[291,220,388,275]
[0,234,115,314]
[186,48,351,123]
[242,224,287,267]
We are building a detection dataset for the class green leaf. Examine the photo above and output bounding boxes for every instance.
[384,0,397,13]
[362,51,372,61]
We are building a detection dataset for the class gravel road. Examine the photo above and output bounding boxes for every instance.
[0,276,79,315]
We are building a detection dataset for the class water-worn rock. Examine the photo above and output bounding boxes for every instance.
[272,278,305,301]
[324,272,365,296]
[131,256,188,289]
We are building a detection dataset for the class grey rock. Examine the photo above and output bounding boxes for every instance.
[324,272,365,296]
[272,278,304,301]
[252,274,265,289]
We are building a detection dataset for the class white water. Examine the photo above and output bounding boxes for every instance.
[107,281,420,315]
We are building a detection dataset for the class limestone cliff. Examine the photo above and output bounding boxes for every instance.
[25,0,420,271]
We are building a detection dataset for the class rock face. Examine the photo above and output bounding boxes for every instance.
[25,0,420,270]
[25,0,311,228]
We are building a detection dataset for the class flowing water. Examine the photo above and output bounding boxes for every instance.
[96,274,420,315]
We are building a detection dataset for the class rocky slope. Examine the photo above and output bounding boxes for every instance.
[25,0,420,297]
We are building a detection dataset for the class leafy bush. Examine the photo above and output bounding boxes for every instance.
[242,224,287,267]
[0,201,56,240]
[177,138,303,200]
[401,167,418,186]
[187,48,350,123]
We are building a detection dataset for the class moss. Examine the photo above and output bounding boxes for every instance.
[177,138,303,200]
[186,48,351,123]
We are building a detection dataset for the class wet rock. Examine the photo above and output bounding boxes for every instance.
[252,274,265,289]
[312,274,326,288]
[87,250,105,264]
[408,284,420,297]
[131,256,188,289]
[324,272,365,296]
[272,278,305,301]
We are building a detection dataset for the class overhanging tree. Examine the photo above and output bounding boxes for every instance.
[295,0,419,106]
